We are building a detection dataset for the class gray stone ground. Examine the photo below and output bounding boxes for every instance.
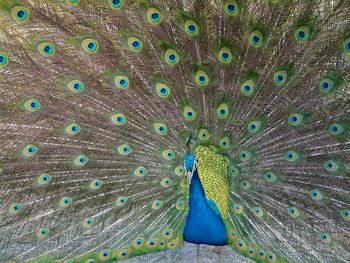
[122,242,255,263]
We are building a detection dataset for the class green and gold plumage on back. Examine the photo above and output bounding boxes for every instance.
[0,0,349,262]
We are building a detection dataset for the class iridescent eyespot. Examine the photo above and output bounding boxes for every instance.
[82,39,99,54]
[83,218,94,227]
[219,137,230,149]
[38,174,51,185]
[248,120,261,133]
[23,144,38,156]
[66,123,81,135]
[228,229,237,240]
[63,260,74,263]
[128,37,143,52]
[114,75,130,89]
[0,52,9,67]
[85,259,95,263]
[199,129,210,140]
[257,250,266,259]
[236,239,246,250]
[152,200,162,209]
[68,80,84,93]
[267,252,277,263]
[195,71,209,87]
[165,49,179,66]
[183,106,196,121]
[241,180,251,190]
[217,103,229,119]
[59,197,72,208]
[230,166,240,177]
[253,207,263,217]
[37,42,55,57]
[264,171,277,182]
[99,250,112,261]
[90,179,102,190]
[247,248,256,257]
[75,155,88,166]
[184,20,199,36]
[341,209,350,220]
[117,250,129,260]
[111,113,126,126]
[250,30,263,48]
[161,177,172,187]
[218,47,232,64]
[309,189,322,200]
[176,201,185,210]
[167,240,179,249]
[163,149,175,160]
[154,123,168,135]
[162,229,174,239]
[241,80,255,96]
[116,196,127,206]
[37,228,49,238]
[118,144,131,155]
[11,6,30,23]
[284,150,299,162]
[288,113,303,126]
[25,99,41,112]
[9,203,22,214]
[135,167,147,177]
[224,1,239,16]
[133,238,145,249]
[274,71,287,86]
[156,83,171,98]
[108,0,124,10]
[234,204,243,214]
[175,166,184,176]
[239,150,251,162]
[329,123,344,135]
[288,207,300,218]
[66,0,80,5]
[319,233,331,243]
[295,26,310,43]
[319,78,334,92]
[324,160,339,172]
[147,8,163,25]
[159,240,166,248]
[344,38,350,55]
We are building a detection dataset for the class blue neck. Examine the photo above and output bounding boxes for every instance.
[184,170,228,246]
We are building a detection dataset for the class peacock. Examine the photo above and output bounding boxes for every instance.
[0,0,349,262]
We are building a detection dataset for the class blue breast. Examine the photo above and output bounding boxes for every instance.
[184,169,228,246]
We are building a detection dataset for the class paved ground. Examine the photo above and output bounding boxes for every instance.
[123,242,255,263]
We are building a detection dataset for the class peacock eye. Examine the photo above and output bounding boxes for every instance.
[82,39,99,53]
[147,8,163,24]
[156,83,171,98]
[165,49,179,65]
[295,26,310,43]
[154,123,168,135]
[109,0,124,9]
[0,52,9,67]
[128,37,143,52]
[185,20,199,36]
[118,144,132,155]
[274,71,287,85]
[250,31,263,47]
[218,47,232,64]
[217,103,229,119]
[224,1,239,16]
[241,80,255,96]
[195,71,209,86]
[38,42,55,57]
[12,6,30,23]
